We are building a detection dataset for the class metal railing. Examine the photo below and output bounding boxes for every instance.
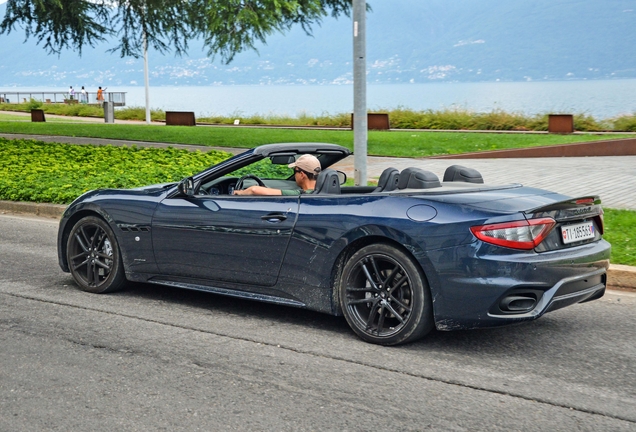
[0,91,126,106]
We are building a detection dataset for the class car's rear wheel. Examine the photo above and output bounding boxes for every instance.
[339,244,433,345]
[66,216,126,293]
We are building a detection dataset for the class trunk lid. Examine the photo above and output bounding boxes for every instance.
[525,196,604,252]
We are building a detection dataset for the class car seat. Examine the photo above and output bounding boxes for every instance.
[397,167,441,189]
[313,169,341,194]
[443,165,484,183]
[373,167,400,192]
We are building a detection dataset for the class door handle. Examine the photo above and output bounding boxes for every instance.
[261,213,287,222]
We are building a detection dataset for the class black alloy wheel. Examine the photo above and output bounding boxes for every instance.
[66,216,126,293]
[339,244,433,345]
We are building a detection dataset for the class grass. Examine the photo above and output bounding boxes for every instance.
[603,209,636,266]
[0,112,94,123]
[0,119,631,158]
[1,102,105,118]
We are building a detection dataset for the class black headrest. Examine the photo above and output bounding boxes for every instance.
[443,165,484,183]
[313,169,341,194]
[397,167,441,189]
[373,167,400,192]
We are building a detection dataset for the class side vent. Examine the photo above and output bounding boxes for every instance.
[119,225,151,232]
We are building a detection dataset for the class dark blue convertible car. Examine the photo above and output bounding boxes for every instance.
[57,143,610,345]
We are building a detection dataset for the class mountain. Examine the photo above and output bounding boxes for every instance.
[1,0,635,87]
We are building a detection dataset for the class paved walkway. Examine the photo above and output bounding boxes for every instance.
[333,155,636,210]
[2,132,635,210]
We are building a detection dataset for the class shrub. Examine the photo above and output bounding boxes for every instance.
[115,106,166,121]
[0,138,231,204]
[572,113,607,132]
[27,98,43,111]
[612,114,636,132]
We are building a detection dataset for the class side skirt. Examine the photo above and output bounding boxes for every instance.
[146,278,307,308]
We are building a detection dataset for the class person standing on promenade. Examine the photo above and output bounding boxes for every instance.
[68,86,75,101]
[80,86,87,103]
[97,86,107,104]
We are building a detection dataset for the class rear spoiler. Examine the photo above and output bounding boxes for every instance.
[525,196,603,222]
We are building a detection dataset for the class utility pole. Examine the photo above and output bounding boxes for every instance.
[352,0,367,186]
[143,31,151,124]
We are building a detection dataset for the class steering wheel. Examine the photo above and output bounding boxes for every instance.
[235,174,266,191]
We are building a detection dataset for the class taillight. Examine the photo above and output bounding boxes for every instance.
[596,208,605,235]
[470,218,556,250]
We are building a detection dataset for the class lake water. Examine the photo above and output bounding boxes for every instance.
[3,79,636,119]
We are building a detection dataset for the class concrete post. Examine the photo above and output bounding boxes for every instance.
[103,101,114,123]
[353,0,368,186]
[143,31,151,124]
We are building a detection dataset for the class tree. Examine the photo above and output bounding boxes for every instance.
[0,0,352,62]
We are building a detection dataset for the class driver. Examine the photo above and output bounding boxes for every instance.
[233,154,321,196]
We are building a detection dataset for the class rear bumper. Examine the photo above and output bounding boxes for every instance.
[487,267,606,319]
[426,239,611,331]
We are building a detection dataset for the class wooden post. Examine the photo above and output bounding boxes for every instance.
[548,114,574,133]
[31,109,46,122]
[351,113,390,130]
[166,111,196,126]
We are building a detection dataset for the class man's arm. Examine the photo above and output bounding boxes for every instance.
[233,186,282,196]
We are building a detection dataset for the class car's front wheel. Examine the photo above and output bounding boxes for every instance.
[66,216,126,293]
[339,244,433,345]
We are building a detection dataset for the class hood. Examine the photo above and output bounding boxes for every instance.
[131,182,177,192]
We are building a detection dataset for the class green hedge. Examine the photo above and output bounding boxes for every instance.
[0,138,231,204]
[0,138,296,204]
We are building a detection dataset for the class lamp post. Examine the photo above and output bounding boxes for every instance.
[352,0,367,186]
[143,30,151,124]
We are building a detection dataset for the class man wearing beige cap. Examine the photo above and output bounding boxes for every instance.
[233,154,322,196]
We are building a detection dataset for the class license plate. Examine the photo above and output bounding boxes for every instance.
[561,221,595,244]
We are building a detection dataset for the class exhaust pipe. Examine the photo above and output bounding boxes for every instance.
[500,295,537,313]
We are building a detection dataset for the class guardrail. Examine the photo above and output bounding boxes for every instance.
[0,91,126,106]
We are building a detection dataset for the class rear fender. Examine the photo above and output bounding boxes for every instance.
[328,224,438,315]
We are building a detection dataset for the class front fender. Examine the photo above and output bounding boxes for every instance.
[57,201,119,272]
[58,195,160,275]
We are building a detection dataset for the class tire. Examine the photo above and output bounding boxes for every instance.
[339,243,433,345]
[66,216,126,293]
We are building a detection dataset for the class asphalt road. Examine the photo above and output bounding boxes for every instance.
[1,214,635,431]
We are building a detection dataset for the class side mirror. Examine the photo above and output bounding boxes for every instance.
[337,171,347,185]
[178,177,195,197]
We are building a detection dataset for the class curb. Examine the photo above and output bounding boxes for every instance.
[607,264,636,291]
[0,200,67,219]
[0,200,634,292]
